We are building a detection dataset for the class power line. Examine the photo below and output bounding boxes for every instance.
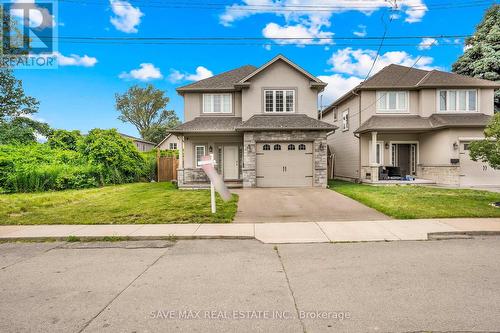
[39,34,472,41]
[57,0,495,11]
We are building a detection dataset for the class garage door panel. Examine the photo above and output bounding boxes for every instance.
[256,142,313,187]
[460,148,500,187]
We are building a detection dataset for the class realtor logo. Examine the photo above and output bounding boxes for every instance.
[1,0,58,69]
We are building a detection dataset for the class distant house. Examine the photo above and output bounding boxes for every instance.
[119,133,156,152]
[157,133,180,150]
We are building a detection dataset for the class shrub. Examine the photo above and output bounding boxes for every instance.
[78,129,147,183]
[47,129,82,151]
[5,164,103,193]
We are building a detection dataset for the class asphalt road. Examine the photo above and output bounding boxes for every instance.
[1,237,499,332]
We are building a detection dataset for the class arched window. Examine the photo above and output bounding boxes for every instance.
[273,144,281,151]
[263,144,270,151]
[298,144,306,151]
[288,144,295,150]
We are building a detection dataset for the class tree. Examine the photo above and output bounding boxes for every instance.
[115,85,180,144]
[47,129,82,151]
[0,68,39,120]
[469,113,500,169]
[0,117,50,145]
[452,4,500,112]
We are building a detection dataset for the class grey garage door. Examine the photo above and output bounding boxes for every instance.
[256,142,313,187]
[460,142,500,187]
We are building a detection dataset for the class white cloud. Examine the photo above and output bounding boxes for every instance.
[54,52,98,67]
[417,37,438,50]
[219,0,428,30]
[168,66,213,83]
[317,74,363,105]
[119,63,163,81]
[326,47,436,77]
[109,0,143,33]
[262,22,333,45]
[353,24,367,37]
[402,0,428,23]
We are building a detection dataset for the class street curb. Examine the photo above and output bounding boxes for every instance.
[0,235,255,243]
[428,231,500,240]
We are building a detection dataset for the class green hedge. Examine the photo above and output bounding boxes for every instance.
[0,129,157,193]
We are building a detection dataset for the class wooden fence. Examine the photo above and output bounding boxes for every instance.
[157,155,179,182]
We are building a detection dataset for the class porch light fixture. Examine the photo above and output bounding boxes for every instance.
[453,142,459,150]
[209,145,213,153]
[385,143,389,149]
[319,142,325,151]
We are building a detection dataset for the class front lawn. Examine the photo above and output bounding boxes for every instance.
[330,180,500,219]
[0,182,238,225]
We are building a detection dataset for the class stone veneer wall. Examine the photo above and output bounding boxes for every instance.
[243,130,328,188]
[417,165,460,185]
[177,168,209,187]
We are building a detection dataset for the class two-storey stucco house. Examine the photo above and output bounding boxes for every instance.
[321,64,500,187]
[169,55,337,188]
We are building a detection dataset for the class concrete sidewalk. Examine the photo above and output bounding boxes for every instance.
[1,218,500,243]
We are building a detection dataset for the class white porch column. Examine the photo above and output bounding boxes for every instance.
[370,131,379,182]
[178,135,184,169]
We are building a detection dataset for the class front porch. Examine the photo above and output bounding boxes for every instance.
[361,131,434,184]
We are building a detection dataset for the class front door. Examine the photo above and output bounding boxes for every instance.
[223,146,239,180]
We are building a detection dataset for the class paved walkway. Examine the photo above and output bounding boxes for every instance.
[1,218,499,243]
[232,188,389,223]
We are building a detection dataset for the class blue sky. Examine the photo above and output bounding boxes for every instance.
[13,0,493,137]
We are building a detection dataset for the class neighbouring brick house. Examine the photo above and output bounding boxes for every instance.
[321,64,500,187]
[169,55,336,188]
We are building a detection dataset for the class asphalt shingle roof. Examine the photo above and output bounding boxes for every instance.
[323,64,499,113]
[176,65,257,92]
[169,117,243,133]
[236,114,337,131]
[354,113,492,134]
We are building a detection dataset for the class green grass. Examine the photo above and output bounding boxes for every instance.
[330,180,500,219]
[0,182,238,225]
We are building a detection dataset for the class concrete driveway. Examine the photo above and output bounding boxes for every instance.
[232,188,388,223]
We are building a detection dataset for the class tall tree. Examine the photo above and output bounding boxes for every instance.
[115,84,180,144]
[452,4,500,112]
[0,68,39,120]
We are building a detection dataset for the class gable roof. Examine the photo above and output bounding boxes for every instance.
[176,55,326,94]
[237,54,326,87]
[119,133,156,145]
[322,64,499,115]
[176,65,257,93]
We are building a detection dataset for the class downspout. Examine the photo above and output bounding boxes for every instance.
[356,91,362,183]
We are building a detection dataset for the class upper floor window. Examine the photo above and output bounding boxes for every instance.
[377,91,408,113]
[203,94,232,114]
[264,89,295,113]
[438,90,477,112]
[169,142,177,150]
[342,109,349,131]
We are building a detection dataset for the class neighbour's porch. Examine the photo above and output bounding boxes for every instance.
[361,131,434,184]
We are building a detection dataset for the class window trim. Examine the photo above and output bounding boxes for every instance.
[376,91,409,113]
[437,89,478,113]
[169,142,178,150]
[195,145,206,168]
[202,93,233,114]
[263,89,296,113]
[342,109,349,131]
